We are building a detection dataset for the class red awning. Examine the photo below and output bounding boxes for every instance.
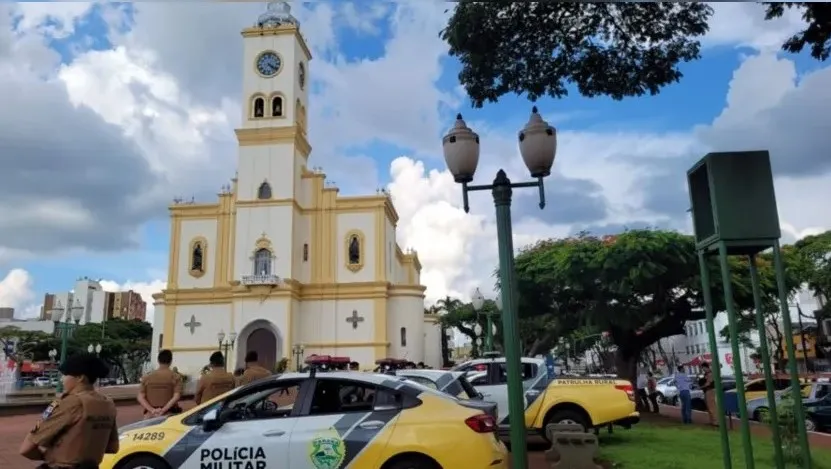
[684,354,712,367]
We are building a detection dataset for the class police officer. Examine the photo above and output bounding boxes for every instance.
[195,351,236,405]
[19,353,118,469]
[238,351,272,386]
[138,349,183,419]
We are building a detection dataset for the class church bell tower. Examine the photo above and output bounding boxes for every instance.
[235,1,312,203]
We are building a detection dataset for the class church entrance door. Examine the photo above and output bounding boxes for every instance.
[247,327,278,371]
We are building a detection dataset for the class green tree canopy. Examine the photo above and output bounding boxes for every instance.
[512,229,774,381]
[442,2,830,107]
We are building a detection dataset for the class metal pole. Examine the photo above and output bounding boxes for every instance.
[772,241,812,467]
[485,313,494,352]
[491,170,528,469]
[698,250,733,468]
[796,303,811,373]
[717,242,755,468]
[56,322,69,394]
[749,254,785,468]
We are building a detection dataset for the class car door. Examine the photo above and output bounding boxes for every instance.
[176,379,308,469]
[288,377,400,469]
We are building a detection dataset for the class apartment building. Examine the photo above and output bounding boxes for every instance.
[38,278,148,324]
[107,290,147,321]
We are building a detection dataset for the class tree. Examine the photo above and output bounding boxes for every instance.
[68,319,152,383]
[765,3,831,61]
[792,230,831,316]
[512,230,765,385]
[443,2,829,107]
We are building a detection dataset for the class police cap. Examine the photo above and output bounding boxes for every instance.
[59,353,110,383]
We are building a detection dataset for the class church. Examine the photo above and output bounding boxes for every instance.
[150,3,441,376]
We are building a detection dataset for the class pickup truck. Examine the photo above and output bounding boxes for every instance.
[451,356,639,440]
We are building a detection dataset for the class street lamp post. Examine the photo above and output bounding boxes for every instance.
[442,108,556,469]
[292,344,306,371]
[471,288,500,353]
[51,298,84,394]
[217,331,237,372]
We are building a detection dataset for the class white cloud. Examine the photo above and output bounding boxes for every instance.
[0,269,36,316]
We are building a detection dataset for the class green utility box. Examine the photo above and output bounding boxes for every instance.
[686,151,781,255]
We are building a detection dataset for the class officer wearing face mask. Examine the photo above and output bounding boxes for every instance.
[19,353,119,469]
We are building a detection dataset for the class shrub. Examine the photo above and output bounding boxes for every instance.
[775,393,808,465]
[275,358,289,373]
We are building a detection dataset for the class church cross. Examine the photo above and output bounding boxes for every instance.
[184,315,202,335]
[345,310,364,330]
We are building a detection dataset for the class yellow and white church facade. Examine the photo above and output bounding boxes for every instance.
[151,3,441,375]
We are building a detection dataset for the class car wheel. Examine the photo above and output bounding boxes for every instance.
[117,455,170,469]
[383,454,440,469]
[656,393,665,404]
[753,408,769,422]
[806,416,817,433]
[542,409,591,441]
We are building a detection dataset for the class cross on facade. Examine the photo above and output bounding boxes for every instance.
[345,310,364,330]
[184,315,202,335]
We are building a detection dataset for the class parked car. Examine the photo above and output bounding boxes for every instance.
[655,375,736,406]
[451,356,639,440]
[726,377,799,401]
[33,376,52,387]
[104,371,509,469]
[806,392,831,433]
[747,381,831,423]
[394,369,498,421]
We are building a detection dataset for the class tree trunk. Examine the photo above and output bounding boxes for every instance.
[614,347,639,387]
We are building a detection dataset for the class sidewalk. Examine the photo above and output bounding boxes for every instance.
[657,403,831,449]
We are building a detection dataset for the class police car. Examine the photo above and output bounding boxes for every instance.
[394,369,499,421]
[104,370,508,469]
[451,356,639,439]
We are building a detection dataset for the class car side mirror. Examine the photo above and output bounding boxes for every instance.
[201,408,222,432]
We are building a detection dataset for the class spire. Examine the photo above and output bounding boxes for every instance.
[257,1,298,28]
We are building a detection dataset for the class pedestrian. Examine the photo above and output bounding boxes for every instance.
[19,353,119,469]
[195,352,236,405]
[137,349,183,419]
[646,372,659,413]
[701,362,717,426]
[238,351,272,386]
[675,365,693,424]
[636,370,649,411]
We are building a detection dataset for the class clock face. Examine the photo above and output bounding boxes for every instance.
[256,51,281,77]
[299,62,306,89]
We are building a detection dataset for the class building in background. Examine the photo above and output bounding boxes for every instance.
[0,308,13,320]
[38,277,148,325]
[106,290,147,321]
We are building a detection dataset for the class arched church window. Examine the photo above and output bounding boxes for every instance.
[254,248,272,275]
[257,181,272,200]
[253,97,265,118]
[271,96,283,117]
[400,327,407,347]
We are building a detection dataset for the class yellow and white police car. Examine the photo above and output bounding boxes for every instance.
[451,356,639,439]
[104,371,507,469]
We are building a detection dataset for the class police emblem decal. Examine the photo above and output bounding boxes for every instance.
[308,428,346,469]
[41,402,57,420]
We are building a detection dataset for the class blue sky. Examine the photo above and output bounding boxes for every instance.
[1,2,830,315]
